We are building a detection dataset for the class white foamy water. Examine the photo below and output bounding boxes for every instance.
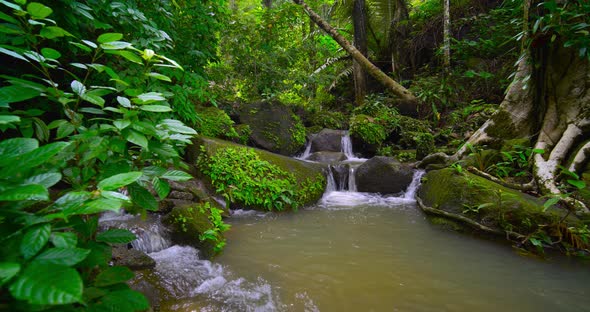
[99,211,171,253]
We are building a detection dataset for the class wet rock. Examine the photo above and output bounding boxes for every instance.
[168,191,194,201]
[417,152,450,170]
[355,156,414,194]
[162,203,218,259]
[308,151,347,163]
[310,129,345,153]
[111,245,156,270]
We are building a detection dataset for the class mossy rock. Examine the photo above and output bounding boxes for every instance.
[356,156,414,194]
[236,100,306,156]
[186,136,326,209]
[418,168,574,234]
[162,203,218,259]
[195,106,239,141]
[395,116,432,148]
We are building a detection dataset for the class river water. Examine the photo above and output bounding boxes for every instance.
[152,189,590,312]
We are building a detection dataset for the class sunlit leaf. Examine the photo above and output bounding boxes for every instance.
[97,33,123,44]
[96,229,136,244]
[9,263,83,304]
[27,2,53,19]
[33,248,90,266]
[20,223,51,259]
[139,105,172,112]
[0,262,20,286]
[98,172,143,191]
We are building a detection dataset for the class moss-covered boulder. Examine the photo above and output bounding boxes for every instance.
[236,100,306,156]
[310,129,345,153]
[418,168,572,234]
[355,156,414,194]
[308,151,347,163]
[186,136,326,210]
[194,106,239,141]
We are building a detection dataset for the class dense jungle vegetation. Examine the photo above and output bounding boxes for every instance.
[0,0,589,310]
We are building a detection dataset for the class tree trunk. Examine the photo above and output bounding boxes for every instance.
[353,0,368,105]
[388,0,410,80]
[293,0,417,103]
[442,0,451,72]
[458,0,590,212]
[263,0,272,9]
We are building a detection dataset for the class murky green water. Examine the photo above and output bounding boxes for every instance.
[209,192,590,312]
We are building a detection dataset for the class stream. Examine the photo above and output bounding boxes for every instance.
[101,133,590,311]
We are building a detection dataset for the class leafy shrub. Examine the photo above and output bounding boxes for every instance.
[195,107,239,140]
[349,114,388,146]
[415,132,435,160]
[198,202,231,253]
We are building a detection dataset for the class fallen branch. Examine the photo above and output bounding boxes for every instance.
[416,196,526,241]
[466,166,536,192]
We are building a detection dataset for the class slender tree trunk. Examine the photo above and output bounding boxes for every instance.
[388,0,410,79]
[293,0,417,103]
[353,0,368,105]
[443,0,451,73]
[263,0,272,9]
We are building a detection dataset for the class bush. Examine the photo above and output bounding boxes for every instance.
[195,107,239,140]
[349,114,388,146]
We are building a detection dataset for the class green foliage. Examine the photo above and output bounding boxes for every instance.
[197,146,299,211]
[0,1,199,310]
[489,145,544,178]
[198,202,231,253]
[195,107,239,140]
[415,132,435,160]
[349,114,387,146]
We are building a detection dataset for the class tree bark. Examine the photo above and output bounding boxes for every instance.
[388,0,410,79]
[353,0,368,105]
[293,0,417,103]
[442,0,451,72]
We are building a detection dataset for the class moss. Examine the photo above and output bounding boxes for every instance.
[428,216,465,232]
[397,116,432,148]
[195,107,239,140]
[163,203,218,259]
[486,110,518,139]
[415,132,435,160]
[349,114,387,146]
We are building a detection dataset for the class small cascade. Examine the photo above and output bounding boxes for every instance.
[324,166,337,193]
[402,170,425,200]
[341,131,355,159]
[348,167,357,192]
[99,212,171,253]
[296,139,313,160]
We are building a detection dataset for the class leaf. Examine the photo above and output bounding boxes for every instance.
[81,39,97,48]
[128,183,158,211]
[81,92,105,107]
[50,232,77,248]
[0,141,70,172]
[71,80,85,96]
[161,119,197,134]
[76,198,122,215]
[40,47,61,59]
[56,122,75,138]
[136,92,165,103]
[20,223,51,259]
[0,137,38,159]
[0,262,20,286]
[162,170,193,181]
[0,85,41,103]
[101,191,130,202]
[116,96,131,108]
[0,11,19,24]
[96,229,136,244]
[97,33,123,44]
[152,177,170,199]
[93,266,134,287]
[0,0,22,11]
[543,196,560,211]
[139,105,172,112]
[33,248,90,266]
[108,50,143,64]
[9,262,83,304]
[146,72,171,82]
[124,129,148,149]
[0,184,48,201]
[567,179,586,190]
[98,172,143,191]
[0,115,20,125]
[0,47,29,62]
[40,26,71,39]
[100,41,132,50]
[27,2,52,19]
[22,172,61,188]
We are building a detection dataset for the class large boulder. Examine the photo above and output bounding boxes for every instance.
[186,136,326,209]
[308,151,347,163]
[310,129,345,153]
[355,156,414,194]
[418,168,576,233]
[236,100,306,156]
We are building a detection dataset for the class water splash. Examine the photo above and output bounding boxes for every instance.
[99,211,171,253]
[402,170,425,200]
[341,132,367,162]
[348,166,357,192]
[296,139,313,160]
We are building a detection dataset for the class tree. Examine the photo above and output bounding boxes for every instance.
[353,0,368,105]
[293,0,417,103]
[457,0,590,212]
[442,0,450,73]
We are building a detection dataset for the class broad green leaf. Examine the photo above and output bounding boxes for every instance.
[76,198,122,215]
[96,229,136,244]
[124,129,148,149]
[81,39,97,48]
[50,232,77,248]
[27,2,53,19]
[0,137,38,158]
[136,92,165,103]
[0,47,28,62]
[152,177,170,199]
[543,196,561,211]
[40,26,71,39]
[128,183,158,211]
[94,266,134,287]
[20,223,51,259]
[0,262,20,286]
[158,55,183,70]
[0,184,48,201]
[97,33,123,44]
[9,262,83,304]
[146,72,171,82]
[0,11,18,24]
[0,1,21,11]
[32,117,49,142]
[0,115,20,125]
[107,50,143,64]
[162,170,193,181]
[69,42,91,53]
[23,172,61,188]
[0,85,41,103]
[70,62,88,69]
[40,47,61,59]
[71,80,85,96]
[81,92,105,107]
[101,191,130,202]
[33,248,90,266]
[116,96,131,108]
[113,119,131,130]
[100,41,132,50]
[89,289,148,312]
[161,119,197,135]
[567,179,586,190]
[1,141,70,172]
[79,108,105,115]
[139,105,172,112]
[79,241,110,268]
[98,171,142,191]
[56,122,75,138]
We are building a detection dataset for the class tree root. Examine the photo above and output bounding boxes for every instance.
[466,166,536,192]
[416,196,526,241]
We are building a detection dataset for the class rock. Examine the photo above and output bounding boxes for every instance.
[417,152,450,169]
[310,129,345,153]
[168,191,194,201]
[111,245,156,270]
[417,168,577,233]
[186,136,326,209]
[162,203,218,259]
[355,156,414,194]
[236,100,306,156]
[307,151,347,163]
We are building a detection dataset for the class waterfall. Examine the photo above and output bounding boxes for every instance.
[402,170,425,200]
[348,167,357,192]
[297,138,313,160]
[99,211,171,253]
[341,132,354,159]
[324,166,337,193]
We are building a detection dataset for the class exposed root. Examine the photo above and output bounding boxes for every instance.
[568,141,590,174]
[416,196,526,240]
[466,166,536,192]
